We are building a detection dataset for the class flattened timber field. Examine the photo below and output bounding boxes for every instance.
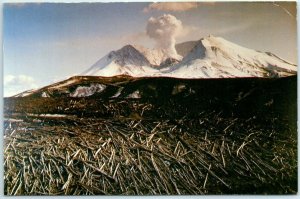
[3,76,297,195]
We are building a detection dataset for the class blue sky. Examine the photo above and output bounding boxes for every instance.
[3,2,297,96]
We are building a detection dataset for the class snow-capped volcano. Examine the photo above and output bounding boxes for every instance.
[82,36,297,78]
[82,45,154,76]
[165,36,297,78]
[82,44,181,76]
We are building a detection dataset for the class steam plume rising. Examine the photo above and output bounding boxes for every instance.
[146,14,182,59]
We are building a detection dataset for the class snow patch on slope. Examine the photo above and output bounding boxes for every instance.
[41,92,50,98]
[112,87,124,98]
[126,90,141,99]
[70,83,106,97]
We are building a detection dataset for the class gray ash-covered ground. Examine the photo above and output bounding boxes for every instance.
[3,76,297,195]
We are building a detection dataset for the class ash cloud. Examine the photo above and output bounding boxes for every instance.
[146,14,182,59]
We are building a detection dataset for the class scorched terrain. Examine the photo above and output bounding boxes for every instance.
[3,75,297,195]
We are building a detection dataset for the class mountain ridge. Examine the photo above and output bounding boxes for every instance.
[10,36,297,98]
[10,74,297,99]
[82,35,297,78]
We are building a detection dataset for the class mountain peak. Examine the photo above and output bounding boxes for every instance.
[82,36,297,78]
[107,44,151,67]
[200,35,242,49]
[119,44,139,51]
[200,34,221,42]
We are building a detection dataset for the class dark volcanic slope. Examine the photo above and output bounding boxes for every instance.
[5,75,297,120]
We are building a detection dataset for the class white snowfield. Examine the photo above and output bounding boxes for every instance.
[82,36,297,78]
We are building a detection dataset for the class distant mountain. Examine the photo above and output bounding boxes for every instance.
[82,44,181,76]
[82,35,297,78]
[166,36,297,78]
[82,45,154,76]
[10,36,297,98]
